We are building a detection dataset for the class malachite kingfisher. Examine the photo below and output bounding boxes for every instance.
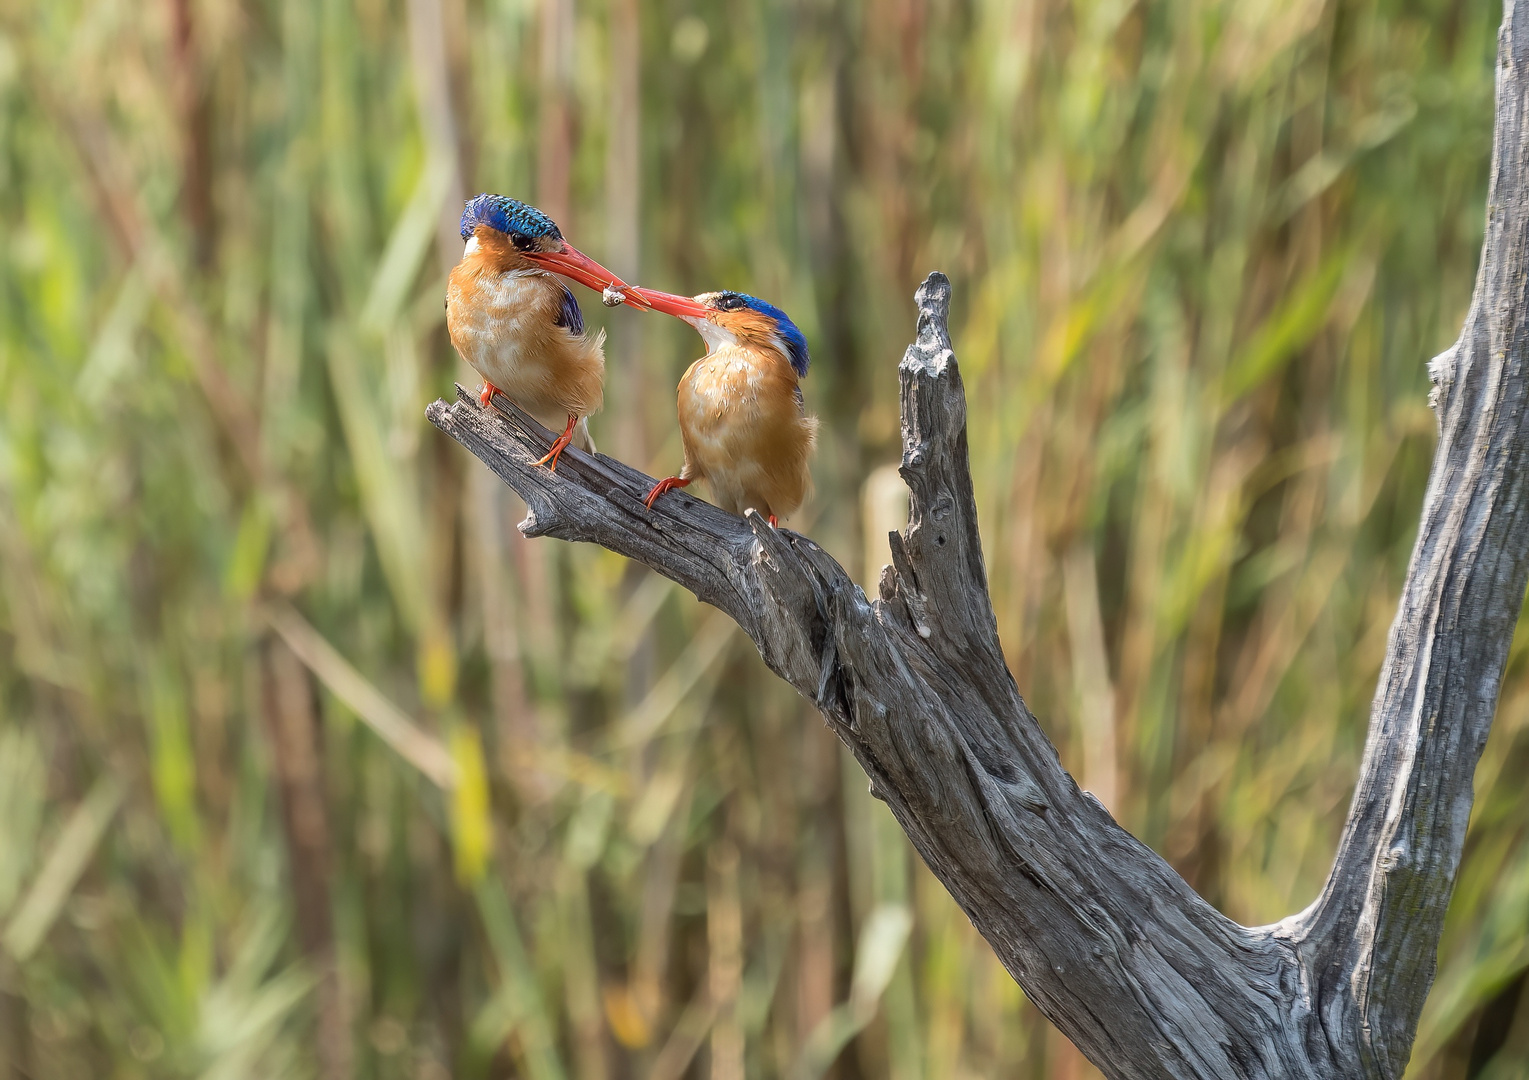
[624,288,818,527]
[446,194,648,470]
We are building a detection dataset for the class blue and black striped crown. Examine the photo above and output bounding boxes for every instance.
[460,194,563,243]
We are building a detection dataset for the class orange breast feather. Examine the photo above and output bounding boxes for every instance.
[676,344,817,520]
[446,256,605,432]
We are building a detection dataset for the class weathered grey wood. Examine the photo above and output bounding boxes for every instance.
[425,6,1529,1073]
[1275,2,1529,1074]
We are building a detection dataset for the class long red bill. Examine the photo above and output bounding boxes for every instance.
[625,287,711,319]
[524,244,651,309]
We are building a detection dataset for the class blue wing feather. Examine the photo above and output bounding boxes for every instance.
[554,282,585,336]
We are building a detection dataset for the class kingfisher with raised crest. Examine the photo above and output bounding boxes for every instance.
[446,194,648,469]
[622,286,818,527]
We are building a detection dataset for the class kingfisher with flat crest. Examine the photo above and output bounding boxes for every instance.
[447,194,648,469]
[623,286,818,527]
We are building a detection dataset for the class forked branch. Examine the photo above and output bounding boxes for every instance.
[427,7,1529,1074]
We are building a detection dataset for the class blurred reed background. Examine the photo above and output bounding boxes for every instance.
[0,0,1516,1076]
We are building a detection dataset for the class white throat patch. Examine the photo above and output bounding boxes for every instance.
[690,317,739,353]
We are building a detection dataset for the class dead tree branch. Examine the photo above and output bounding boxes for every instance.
[425,7,1529,1074]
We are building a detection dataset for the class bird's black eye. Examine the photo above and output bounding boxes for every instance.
[719,294,744,310]
[510,232,535,251]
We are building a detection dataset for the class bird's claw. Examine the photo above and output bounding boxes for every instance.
[478,381,503,408]
[532,441,568,471]
[643,475,691,510]
[533,415,580,472]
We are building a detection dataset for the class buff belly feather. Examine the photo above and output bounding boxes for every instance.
[677,346,816,520]
[447,267,604,451]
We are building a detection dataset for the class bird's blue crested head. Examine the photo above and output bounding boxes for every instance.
[460,194,564,246]
[708,291,811,377]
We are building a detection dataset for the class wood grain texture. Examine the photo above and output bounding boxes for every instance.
[425,7,1529,1072]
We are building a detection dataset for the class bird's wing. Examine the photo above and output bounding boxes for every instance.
[554,281,586,336]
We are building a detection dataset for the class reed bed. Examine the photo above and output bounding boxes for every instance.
[0,0,1512,1075]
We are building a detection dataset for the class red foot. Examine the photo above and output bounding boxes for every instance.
[532,415,580,472]
[478,381,503,408]
[768,514,778,528]
[643,475,691,509]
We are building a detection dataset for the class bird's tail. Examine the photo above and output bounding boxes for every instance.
[573,416,595,454]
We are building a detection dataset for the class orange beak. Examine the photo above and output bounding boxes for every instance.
[524,243,651,309]
[625,287,712,319]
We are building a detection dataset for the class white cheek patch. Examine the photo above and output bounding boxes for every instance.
[464,235,481,256]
